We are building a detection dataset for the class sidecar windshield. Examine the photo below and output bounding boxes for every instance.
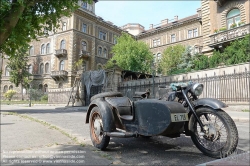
[170,81,193,91]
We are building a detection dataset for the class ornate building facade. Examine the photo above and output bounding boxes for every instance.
[1,0,249,100]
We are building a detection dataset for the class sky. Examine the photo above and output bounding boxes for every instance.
[95,1,201,30]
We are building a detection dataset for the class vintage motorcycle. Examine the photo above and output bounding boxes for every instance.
[85,82,238,158]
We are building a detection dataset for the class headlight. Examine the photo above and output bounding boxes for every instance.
[191,83,204,96]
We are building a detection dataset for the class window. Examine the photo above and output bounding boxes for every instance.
[188,28,198,39]
[103,48,107,57]
[153,54,157,63]
[153,39,160,47]
[113,35,117,44]
[5,66,10,76]
[82,23,87,33]
[227,9,241,29]
[194,28,198,37]
[40,63,44,74]
[44,84,48,93]
[38,84,43,91]
[46,43,50,54]
[29,46,34,56]
[171,34,176,43]
[58,83,63,88]
[45,63,49,73]
[82,41,87,51]
[9,85,13,90]
[99,31,106,40]
[41,44,45,54]
[98,47,102,56]
[3,85,8,93]
[62,22,67,31]
[157,53,161,62]
[60,40,66,49]
[81,2,87,9]
[28,65,33,74]
[59,60,65,70]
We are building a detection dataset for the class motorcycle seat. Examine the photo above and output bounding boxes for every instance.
[105,97,133,120]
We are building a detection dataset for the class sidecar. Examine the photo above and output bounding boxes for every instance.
[85,92,188,150]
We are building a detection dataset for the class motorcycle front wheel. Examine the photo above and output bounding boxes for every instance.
[89,107,110,150]
[189,107,238,158]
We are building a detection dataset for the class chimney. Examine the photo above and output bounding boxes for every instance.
[161,19,169,26]
[197,8,202,17]
[149,24,154,29]
[174,15,178,21]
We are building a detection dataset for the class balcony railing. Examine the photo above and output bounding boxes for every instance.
[209,23,250,47]
[51,70,68,81]
[55,49,67,58]
[79,50,90,59]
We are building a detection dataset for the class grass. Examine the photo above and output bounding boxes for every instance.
[0,100,48,105]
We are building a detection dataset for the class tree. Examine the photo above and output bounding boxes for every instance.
[159,45,185,75]
[7,47,30,100]
[0,0,92,58]
[106,32,153,74]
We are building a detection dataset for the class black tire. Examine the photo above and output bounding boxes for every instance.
[89,107,110,150]
[190,107,238,158]
[90,92,123,102]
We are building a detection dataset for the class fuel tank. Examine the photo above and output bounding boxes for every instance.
[133,99,187,136]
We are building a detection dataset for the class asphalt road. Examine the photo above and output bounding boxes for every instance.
[1,105,249,165]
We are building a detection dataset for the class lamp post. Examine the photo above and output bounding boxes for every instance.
[28,74,32,107]
[151,62,155,98]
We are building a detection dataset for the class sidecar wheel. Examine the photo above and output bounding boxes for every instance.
[89,107,110,150]
[190,107,238,158]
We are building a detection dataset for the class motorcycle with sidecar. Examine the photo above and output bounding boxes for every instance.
[85,82,238,158]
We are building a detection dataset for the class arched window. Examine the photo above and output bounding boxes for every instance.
[3,85,8,93]
[97,64,103,70]
[103,48,107,57]
[227,9,241,29]
[40,63,44,74]
[46,43,50,54]
[59,60,65,70]
[45,63,49,73]
[28,65,33,74]
[157,53,161,62]
[44,84,48,93]
[9,85,13,90]
[38,84,43,91]
[98,47,102,56]
[29,46,34,56]
[60,40,66,49]
[82,41,87,51]
[58,83,63,88]
[5,66,10,76]
[41,44,45,54]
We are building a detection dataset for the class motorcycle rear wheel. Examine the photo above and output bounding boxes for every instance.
[89,107,110,150]
[190,107,238,158]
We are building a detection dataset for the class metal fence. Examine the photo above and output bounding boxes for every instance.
[118,71,250,103]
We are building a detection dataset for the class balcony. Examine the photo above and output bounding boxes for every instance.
[51,70,68,81]
[79,50,91,59]
[209,23,250,48]
[55,49,67,58]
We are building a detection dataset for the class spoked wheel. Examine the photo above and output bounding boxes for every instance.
[190,107,238,158]
[89,107,110,150]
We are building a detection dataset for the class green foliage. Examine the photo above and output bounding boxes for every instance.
[30,89,43,101]
[209,50,221,68]
[41,94,48,101]
[0,0,93,58]
[193,54,209,70]
[4,90,17,101]
[159,45,185,75]
[106,32,153,73]
[7,47,30,88]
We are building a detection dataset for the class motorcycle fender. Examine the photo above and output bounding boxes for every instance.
[193,98,228,109]
[85,98,116,132]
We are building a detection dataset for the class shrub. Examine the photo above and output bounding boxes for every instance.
[29,89,43,101]
[41,94,48,101]
[4,90,17,101]
[219,27,227,32]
